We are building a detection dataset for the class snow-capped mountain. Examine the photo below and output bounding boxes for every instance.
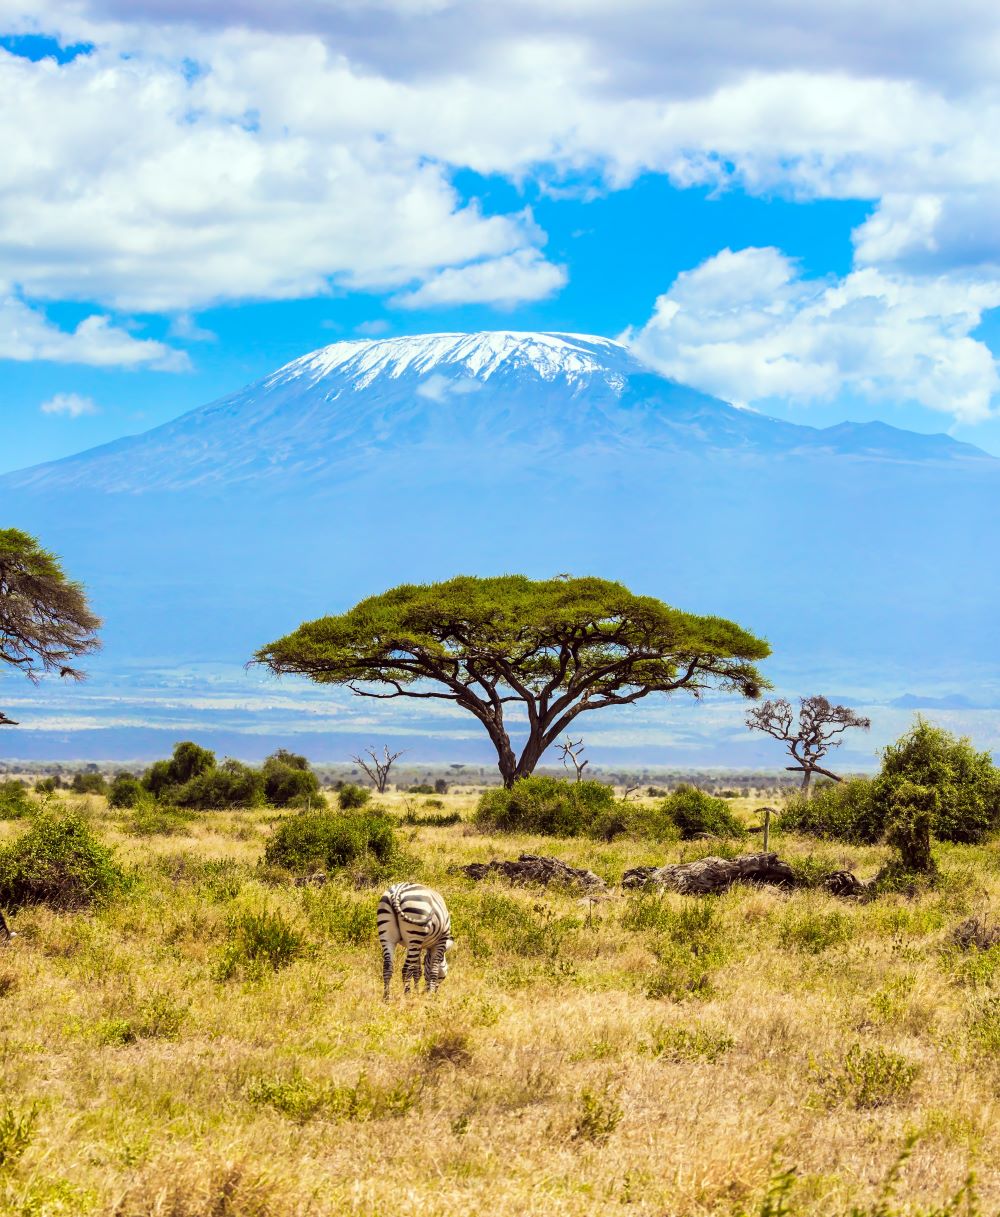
[2,331,986,494]
[2,330,998,761]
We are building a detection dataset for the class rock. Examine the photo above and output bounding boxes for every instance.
[948,915,1000,951]
[622,852,795,894]
[822,870,871,899]
[457,853,606,891]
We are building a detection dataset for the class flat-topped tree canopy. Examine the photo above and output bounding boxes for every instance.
[254,574,771,786]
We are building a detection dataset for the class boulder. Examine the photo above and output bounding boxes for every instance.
[622,851,795,894]
[458,853,606,891]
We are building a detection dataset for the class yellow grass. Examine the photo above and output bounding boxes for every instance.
[0,790,997,1216]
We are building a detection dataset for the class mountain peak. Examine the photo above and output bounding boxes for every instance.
[268,330,639,392]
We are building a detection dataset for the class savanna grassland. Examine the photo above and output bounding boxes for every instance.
[0,789,998,1217]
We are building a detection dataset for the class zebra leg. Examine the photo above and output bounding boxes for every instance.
[423,949,437,993]
[402,944,422,994]
[381,942,395,1001]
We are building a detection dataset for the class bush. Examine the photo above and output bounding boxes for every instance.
[217,907,307,980]
[34,777,59,794]
[69,771,107,796]
[408,784,435,795]
[884,781,937,873]
[0,812,126,909]
[173,759,265,810]
[263,811,399,874]
[107,774,148,810]
[0,781,32,820]
[474,776,620,837]
[873,718,1000,844]
[780,777,879,843]
[144,741,216,798]
[262,751,320,808]
[338,783,371,810]
[653,785,746,839]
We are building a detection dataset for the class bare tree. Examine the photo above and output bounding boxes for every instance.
[556,735,589,782]
[351,745,406,794]
[746,696,871,796]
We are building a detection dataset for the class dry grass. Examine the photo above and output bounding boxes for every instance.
[0,790,996,1215]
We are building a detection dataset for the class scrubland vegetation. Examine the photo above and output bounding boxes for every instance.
[0,742,998,1217]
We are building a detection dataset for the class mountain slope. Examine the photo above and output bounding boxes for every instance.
[2,332,988,494]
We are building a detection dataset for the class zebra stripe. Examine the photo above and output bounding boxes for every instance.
[377,882,453,999]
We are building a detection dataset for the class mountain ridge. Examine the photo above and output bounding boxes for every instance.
[1,330,990,493]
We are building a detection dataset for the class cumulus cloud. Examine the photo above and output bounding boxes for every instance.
[0,293,188,370]
[39,392,99,417]
[393,250,567,309]
[629,248,1000,423]
[3,1,1000,379]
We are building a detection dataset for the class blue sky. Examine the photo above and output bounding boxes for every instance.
[4,4,1000,473]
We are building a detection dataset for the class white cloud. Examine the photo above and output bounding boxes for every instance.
[168,313,216,342]
[40,391,99,417]
[0,293,188,370]
[629,248,1000,423]
[393,249,567,309]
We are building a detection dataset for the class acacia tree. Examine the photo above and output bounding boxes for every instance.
[746,695,870,795]
[254,575,770,788]
[1,529,101,726]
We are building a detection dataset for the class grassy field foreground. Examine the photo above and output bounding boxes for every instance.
[0,791,998,1216]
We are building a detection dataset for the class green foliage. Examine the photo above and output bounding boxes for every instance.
[654,784,747,839]
[0,1103,37,1170]
[338,783,371,810]
[0,811,126,910]
[874,718,1000,844]
[300,887,374,946]
[34,776,59,794]
[400,808,462,827]
[217,907,307,980]
[94,998,187,1047]
[778,907,851,954]
[144,741,216,797]
[408,784,435,794]
[645,1022,734,1062]
[474,775,620,837]
[69,771,107,796]
[263,810,399,875]
[173,758,265,810]
[570,1085,623,1144]
[262,750,320,807]
[254,575,770,785]
[818,1044,920,1109]
[780,777,880,843]
[246,1069,420,1124]
[884,781,937,873]
[107,773,147,810]
[0,781,32,820]
[123,804,196,837]
[624,897,728,1001]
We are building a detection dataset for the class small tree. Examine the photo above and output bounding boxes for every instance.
[0,529,101,725]
[255,575,769,788]
[556,736,589,782]
[352,746,405,794]
[746,695,870,796]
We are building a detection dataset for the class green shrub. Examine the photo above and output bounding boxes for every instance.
[69,772,107,796]
[408,784,435,795]
[0,781,32,820]
[0,812,126,909]
[338,784,371,810]
[654,785,746,839]
[570,1086,623,1144]
[819,1043,919,1109]
[645,1022,733,1062]
[34,777,59,794]
[0,1103,37,1169]
[107,774,147,810]
[778,908,851,954]
[124,804,195,837]
[246,1069,420,1123]
[884,781,937,873]
[474,776,619,837]
[873,718,1000,844]
[143,741,216,798]
[263,811,398,874]
[217,907,307,980]
[262,751,320,808]
[173,759,264,810]
[780,777,879,843]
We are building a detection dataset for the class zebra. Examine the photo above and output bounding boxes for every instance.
[377,882,453,1000]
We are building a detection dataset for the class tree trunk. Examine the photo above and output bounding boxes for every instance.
[801,768,813,797]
